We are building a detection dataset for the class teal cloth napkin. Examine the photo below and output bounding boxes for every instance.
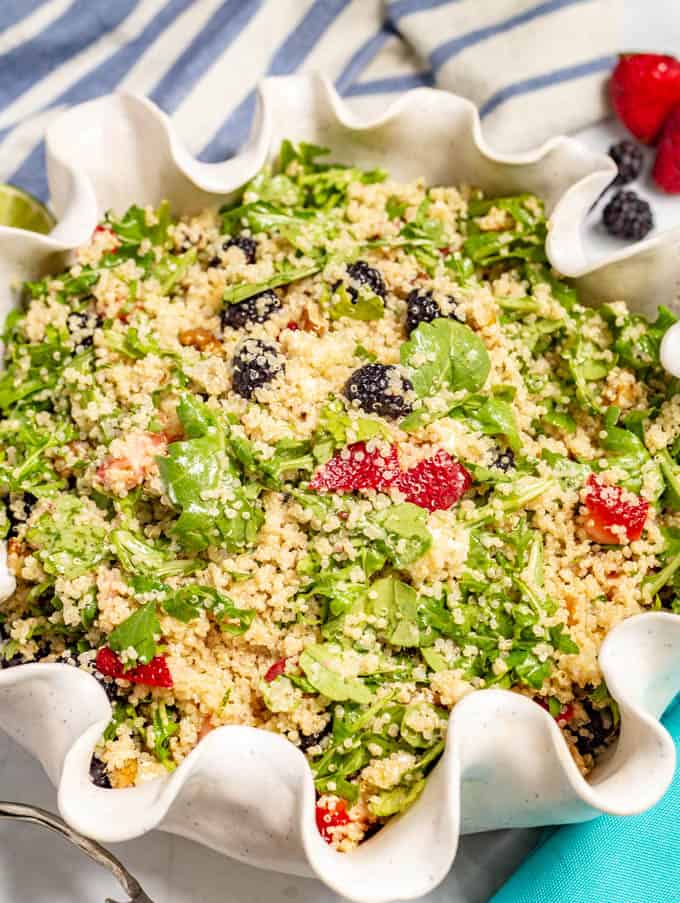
[491,697,680,903]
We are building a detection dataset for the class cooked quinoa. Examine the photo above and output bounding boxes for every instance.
[1,141,679,850]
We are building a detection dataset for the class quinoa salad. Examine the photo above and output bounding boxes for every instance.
[1,141,679,850]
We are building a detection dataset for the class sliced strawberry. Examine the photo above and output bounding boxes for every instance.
[583,474,648,544]
[653,104,680,192]
[94,223,120,255]
[395,450,471,512]
[555,703,574,726]
[264,657,288,682]
[310,441,400,493]
[535,698,574,725]
[315,798,350,843]
[610,53,680,144]
[95,647,173,688]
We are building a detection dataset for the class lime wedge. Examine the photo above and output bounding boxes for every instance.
[0,184,55,234]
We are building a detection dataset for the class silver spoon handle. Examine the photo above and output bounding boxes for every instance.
[0,801,155,903]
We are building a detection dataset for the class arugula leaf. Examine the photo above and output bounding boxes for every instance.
[108,601,160,665]
[108,201,172,247]
[158,395,264,552]
[368,779,426,817]
[25,496,108,578]
[369,503,432,567]
[386,195,408,219]
[149,701,179,769]
[455,395,521,452]
[311,399,390,464]
[112,530,200,578]
[151,248,197,295]
[400,318,490,399]
[398,199,449,274]
[657,449,680,511]
[299,644,374,703]
[464,194,548,266]
[223,260,322,305]
[169,585,255,635]
[328,283,384,321]
[602,304,676,373]
[369,576,423,647]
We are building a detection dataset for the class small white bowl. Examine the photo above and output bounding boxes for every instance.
[0,74,679,903]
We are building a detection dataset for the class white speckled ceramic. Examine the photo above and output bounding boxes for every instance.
[0,74,679,903]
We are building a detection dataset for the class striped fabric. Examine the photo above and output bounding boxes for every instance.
[0,0,619,202]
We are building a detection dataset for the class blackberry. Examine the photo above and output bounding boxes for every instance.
[231,338,283,399]
[602,190,653,241]
[405,290,462,334]
[223,235,258,265]
[221,289,281,330]
[573,700,616,757]
[7,491,37,536]
[298,720,332,752]
[345,261,386,300]
[89,755,112,789]
[0,649,24,669]
[492,449,515,472]
[609,140,644,186]
[344,363,413,419]
[66,311,101,349]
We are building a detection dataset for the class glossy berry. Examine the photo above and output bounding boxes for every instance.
[223,235,258,264]
[310,441,400,493]
[67,311,101,349]
[231,338,283,399]
[316,798,350,843]
[221,289,281,330]
[609,53,680,143]
[583,474,649,544]
[345,260,387,300]
[344,363,413,419]
[299,719,332,751]
[573,700,615,757]
[395,450,472,512]
[653,104,680,193]
[95,647,174,688]
[405,290,461,334]
[264,658,288,682]
[492,449,515,472]
[90,755,112,789]
[602,190,653,241]
[608,140,644,185]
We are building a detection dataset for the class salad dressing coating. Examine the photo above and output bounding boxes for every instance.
[1,142,678,850]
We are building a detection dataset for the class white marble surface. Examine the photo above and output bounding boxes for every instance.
[1,2,679,901]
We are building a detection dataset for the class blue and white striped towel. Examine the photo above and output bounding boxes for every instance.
[0,0,619,203]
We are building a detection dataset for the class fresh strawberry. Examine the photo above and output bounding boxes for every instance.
[583,474,648,544]
[95,647,173,688]
[555,703,574,726]
[310,441,400,493]
[315,798,350,843]
[653,104,680,192]
[609,53,680,144]
[395,450,472,512]
[264,657,288,682]
[535,698,574,724]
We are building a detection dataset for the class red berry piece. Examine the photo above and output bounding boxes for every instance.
[95,647,173,688]
[315,798,350,844]
[653,104,680,193]
[264,658,287,682]
[609,53,680,144]
[310,441,400,493]
[395,450,472,512]
[583,474,648,544]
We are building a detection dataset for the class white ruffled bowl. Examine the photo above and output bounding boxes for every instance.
[0,74,679,903]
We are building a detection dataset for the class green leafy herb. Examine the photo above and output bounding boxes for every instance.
[108,601,160,665]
